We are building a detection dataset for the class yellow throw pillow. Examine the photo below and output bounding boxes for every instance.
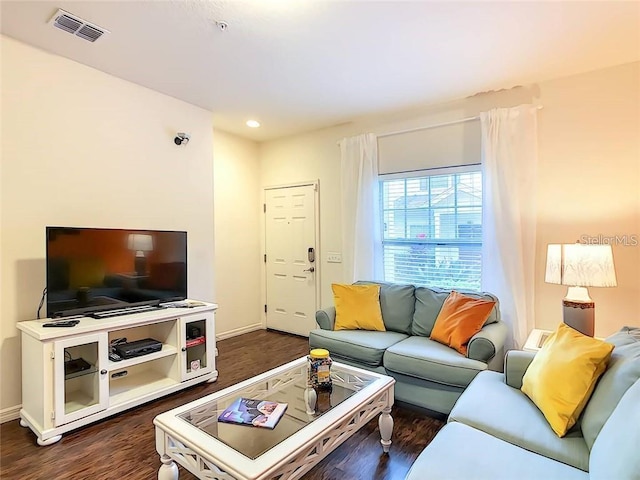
[521,323,614,437]
[332,283,385,332]
[429,291,496,355]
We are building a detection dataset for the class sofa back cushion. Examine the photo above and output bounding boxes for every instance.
[589,378,640,480]
[354,281,415,334]
[412,286,499,337]
[581,326,640,450]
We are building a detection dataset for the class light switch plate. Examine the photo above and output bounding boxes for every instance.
[327,252,342,263]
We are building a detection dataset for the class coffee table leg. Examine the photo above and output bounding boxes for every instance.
[158,454,179,480]
[378,406,393,453]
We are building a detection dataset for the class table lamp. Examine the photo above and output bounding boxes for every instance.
[545,243,616,336]
[128,233,154,276]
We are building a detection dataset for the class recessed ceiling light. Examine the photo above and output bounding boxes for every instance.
[246,120,261,128]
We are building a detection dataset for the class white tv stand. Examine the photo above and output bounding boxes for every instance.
[17,301,218,446]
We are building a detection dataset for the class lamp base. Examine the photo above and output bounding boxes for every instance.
[134,256,147,276]
[563,299,595,337]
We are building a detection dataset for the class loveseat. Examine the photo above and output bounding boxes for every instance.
[309,281,508,414]
[406,326,640,480]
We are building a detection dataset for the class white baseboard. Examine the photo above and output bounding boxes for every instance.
[1,405,21,424]
[216,323,264,341]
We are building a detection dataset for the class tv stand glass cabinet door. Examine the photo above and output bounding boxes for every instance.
[180,312,215,381]
[54,332,109,426]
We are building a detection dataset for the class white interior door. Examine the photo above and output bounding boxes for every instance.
[265,184,318,337]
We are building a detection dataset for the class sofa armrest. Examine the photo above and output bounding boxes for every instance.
[504,350,536,389]
[315,307,336,330]
[467,321,508,363]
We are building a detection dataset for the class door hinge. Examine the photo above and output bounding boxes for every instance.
[263,203,266,213]
[50,351,55,360]
[264,254,267,263]
[264,305,267,313]
[51,411,55,420]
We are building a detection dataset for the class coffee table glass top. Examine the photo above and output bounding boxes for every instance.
[177,360,376,459]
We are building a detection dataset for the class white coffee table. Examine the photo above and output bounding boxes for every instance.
[154,357,395,479]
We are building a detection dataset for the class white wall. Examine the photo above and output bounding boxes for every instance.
[0,36,215,413]
[212,130,262,338]
[260,62,640,338]
[259,129,347,307]
[536,62,640,335]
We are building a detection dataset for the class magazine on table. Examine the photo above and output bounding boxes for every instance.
[218,398,288,429]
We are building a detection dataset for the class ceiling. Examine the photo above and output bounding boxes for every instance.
[1,1,639,142]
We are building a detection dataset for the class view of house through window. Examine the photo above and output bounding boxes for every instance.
[380,168,482,290]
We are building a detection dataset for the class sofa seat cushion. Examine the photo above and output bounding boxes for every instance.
[589,379,640,480]
[449,371,590,471]
[383,336,487,388]
[308,329,408,367]
[405,422,588,480]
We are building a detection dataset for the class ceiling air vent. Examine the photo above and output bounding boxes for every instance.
[48,9,109,43]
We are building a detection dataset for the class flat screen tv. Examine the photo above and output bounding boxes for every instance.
[46,227,187,318]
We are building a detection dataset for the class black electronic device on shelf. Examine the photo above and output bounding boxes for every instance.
[64,358,92,376]
[113,338,162,359]
[187,325,201,339]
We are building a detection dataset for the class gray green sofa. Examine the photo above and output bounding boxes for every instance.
[406,326,640,480]
[309,281,508,414]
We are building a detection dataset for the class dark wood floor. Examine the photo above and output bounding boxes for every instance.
[0,330,444,480]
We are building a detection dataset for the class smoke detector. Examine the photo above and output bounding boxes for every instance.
[48,9,110,43]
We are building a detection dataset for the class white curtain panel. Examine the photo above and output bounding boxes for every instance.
[338,133,383,282]
[480,105,539,349]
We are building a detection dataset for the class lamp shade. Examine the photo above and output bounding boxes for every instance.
[128,234,154,252]
[545,244,617,287]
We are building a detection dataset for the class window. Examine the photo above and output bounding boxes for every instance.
[380,169,482,290]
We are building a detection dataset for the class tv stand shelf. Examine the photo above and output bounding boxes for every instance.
[17,300,218,446]
[108,344,178,370]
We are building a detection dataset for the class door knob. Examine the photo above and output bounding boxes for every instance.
[303,267,315,273]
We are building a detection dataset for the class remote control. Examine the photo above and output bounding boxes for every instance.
[164,301,189,308]
[43,320,79,327]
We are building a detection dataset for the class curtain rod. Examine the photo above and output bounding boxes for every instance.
[377,104,543,139]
